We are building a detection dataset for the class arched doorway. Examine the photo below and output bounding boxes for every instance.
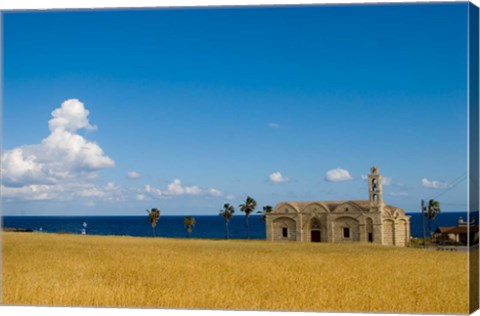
[366,218,374,242]
[311,218,321,242]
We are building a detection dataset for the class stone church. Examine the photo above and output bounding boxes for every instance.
[265,166,411,246]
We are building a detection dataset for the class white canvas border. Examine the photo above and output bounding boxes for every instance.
[0,0,478,316]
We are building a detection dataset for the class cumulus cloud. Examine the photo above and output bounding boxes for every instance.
[268,122,280,128]
[422,178,452,189]
[1,184,58,201]
[166,179,201,195]
[269,171,289,183]
[127,171,141,179]
[325,168,353,182]
[77,182,120,199]
[144,184,162,197]
[1,99,116,204]
[208,188,223,196]
[143,179,224,198]
[1,99,114,188]
[1,182,124,202]
[48,99,97,133]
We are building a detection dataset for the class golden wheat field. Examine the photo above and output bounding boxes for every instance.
[1,232,470,313]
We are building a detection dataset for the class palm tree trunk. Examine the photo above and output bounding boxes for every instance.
[225,222,229,239]
[428,218,432,241]
[246,215,250,239]
[152,226,156,238]
[421,200,426,247]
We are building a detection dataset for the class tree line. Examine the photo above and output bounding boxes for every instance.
[421,199,441,245]
[146,196,273,239]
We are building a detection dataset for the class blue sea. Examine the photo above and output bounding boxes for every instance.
[1,212,477,239]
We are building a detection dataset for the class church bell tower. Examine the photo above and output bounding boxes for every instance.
[368,165,384,212]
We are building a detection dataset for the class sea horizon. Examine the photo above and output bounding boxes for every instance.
[0,210,472,217]
[2,211,477,240]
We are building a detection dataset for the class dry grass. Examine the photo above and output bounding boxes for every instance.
[2,232,469,313]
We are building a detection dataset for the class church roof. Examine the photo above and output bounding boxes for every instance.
[274,200,403,214]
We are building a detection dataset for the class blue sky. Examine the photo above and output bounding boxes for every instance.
[2,3,469,215]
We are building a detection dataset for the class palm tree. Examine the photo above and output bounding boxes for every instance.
[427,199,441,240]
[146,208,161,237]
[239,196,257,239]
[183,216,196,238]
[258,205,273,222]
[219,203,235,239]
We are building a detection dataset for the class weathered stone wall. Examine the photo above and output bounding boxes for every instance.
[266,216,273,241]
[333,216,360,242]
[382,219,395,245]
[395,220,406,246]
[394,219,408,246]
[272,217,297,241]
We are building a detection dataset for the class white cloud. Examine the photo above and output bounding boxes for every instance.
[136,194,145,201]
[422,178,452,189]
[225,194,235,200]
[127,171,141,179]
[383,177,392,186]
[146,179,199,196]
[269,171,289,183]
[268,122,280,128]
[142,179,226,199]
[144,184,162,196]
[165,179,202,196]
[325,168,353,182]
[208,188,223,196]
[1,182,124,203]
[390,191,409,197]
[184,185,202,195]
[48,99,97,133]
[165,179,185,195]
[1,99,114,188]
[361,175,368,181]
[77,182,120,200]
[1,99,117,205]
[1,184,58,201]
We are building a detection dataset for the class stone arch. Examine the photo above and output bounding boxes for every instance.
[274,202,300,215]
[272,217,297,241]
[334,216,360,242]
[383,208,392,217]
[300,202,330,214]
[333,202,364,214]
[383,219,395,245]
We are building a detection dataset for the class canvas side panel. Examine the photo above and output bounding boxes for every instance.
[0,11,4,305]
[469,2,479,314]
